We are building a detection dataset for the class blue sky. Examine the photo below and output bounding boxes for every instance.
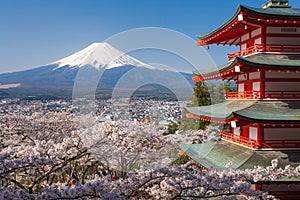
[1,0,300,73]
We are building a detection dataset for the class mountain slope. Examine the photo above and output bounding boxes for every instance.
[52,42,154,70]
[0,42,194,99]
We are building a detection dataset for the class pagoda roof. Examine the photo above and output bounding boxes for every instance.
[241,4,300,18]
[187,101,300,123]
[193,54,300,78]
[186,102,252,121]
[197,5,300,46]
[179,141,300,170]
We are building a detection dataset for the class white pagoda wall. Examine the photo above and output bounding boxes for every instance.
[249,72,260,80]
[266,37,300,45]
[265,82,300,91]
[266,26,300,46]
[264,128,300,140]
[265,72,300,92]
[266,72,300,79]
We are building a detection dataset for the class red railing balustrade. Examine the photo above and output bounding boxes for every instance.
[221,131,300,149]
[227,44,300,61]
[227,44,264,61]
[225,90,300,100]
[221,131,260,148]
[225,90,261,99]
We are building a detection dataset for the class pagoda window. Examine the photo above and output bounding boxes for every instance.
[254,37,262,45]
[234,127,241,136]
[249,72,260,80]
[249,127,258,141]
[251,28,262,38]
[238,74,247,81]
[241,33,250,42]
[238,83,244,93]
[241,43,247,52]
[252,82,260,92]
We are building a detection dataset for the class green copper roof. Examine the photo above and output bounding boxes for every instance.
[193,61,235,77]
[180,141,300,170]
[197,5,300,40]
[193,54,300,77]
[187,101,300,122]
[239,54,300,68]
[186,102,253,120]
[235,101,300,122]
[243,5,300,18]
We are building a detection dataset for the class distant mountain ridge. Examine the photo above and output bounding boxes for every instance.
[0,42,194,99]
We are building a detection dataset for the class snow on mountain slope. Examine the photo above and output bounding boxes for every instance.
[52,42,155,70]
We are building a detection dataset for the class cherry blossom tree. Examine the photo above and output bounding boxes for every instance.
[2,158,299,199]
[1,111,300,199]
[0,112,100,193]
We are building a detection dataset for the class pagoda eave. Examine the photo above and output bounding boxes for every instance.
[186,101,300,124]
[197,5,300,46]
[179,141,300,170]
[186,112,231,124]
[193,54,300,82]
[233,112,300,124]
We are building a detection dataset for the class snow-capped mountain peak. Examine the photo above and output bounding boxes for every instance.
[52,42,154,70]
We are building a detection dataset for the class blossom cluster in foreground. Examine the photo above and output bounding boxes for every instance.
[0,112,299,199]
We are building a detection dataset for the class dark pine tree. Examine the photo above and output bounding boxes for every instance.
[180,81,211,130]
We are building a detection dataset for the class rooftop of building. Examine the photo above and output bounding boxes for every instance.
[186,101,300,122]
[197,3,300,42]
[193,54,300,77]
[180,141,300,170]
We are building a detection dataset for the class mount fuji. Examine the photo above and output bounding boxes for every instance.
[0,42,193,99]
[52,42,155,70]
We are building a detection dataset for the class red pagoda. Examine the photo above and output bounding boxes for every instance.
[180,0,300,198]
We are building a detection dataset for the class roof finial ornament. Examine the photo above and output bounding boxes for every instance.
[262,0,290,8]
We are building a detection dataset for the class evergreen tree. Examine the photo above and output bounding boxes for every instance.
[190,81,211,107]
[180,81,236,130]
[180,81,211,130]
[209,81,236,104]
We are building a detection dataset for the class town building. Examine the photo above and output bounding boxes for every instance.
[180,0,300,198]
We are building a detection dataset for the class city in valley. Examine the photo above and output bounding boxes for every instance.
[0,98,184,126]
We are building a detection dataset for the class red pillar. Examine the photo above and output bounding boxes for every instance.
[261,26,267,51]
[257,124,264,148]
[260,70,265,99]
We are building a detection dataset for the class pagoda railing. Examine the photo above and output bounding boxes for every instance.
[227,44,264,61]
[227,44,300,61]
[221,131,300,149]
[225,90,300,100]
[225,90,261,99]
[221,131,259,148]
